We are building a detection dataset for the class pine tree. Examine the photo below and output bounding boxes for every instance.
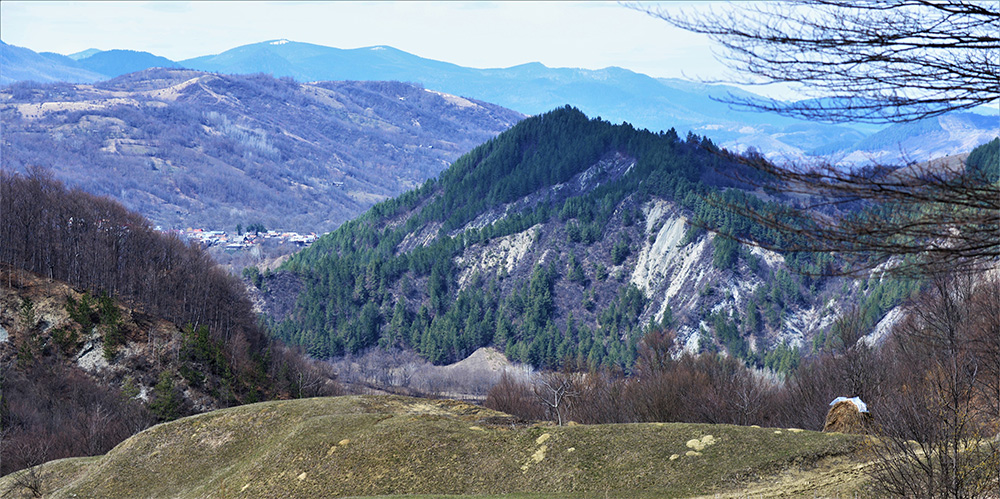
[149,371,183,422]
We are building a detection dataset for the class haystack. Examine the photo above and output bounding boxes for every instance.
[823,400,872,434]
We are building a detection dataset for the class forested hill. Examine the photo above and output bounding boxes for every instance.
[0,169,338,475]
[268,107,913,371]
[0,69,523,232]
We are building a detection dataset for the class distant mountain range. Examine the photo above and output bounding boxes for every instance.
[2,41,180,86]
[173,40,875,159]
[819,112,1000,164]
[3,39,995,163]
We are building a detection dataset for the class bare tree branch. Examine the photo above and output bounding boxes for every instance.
[697,149,1000,277]
[636,1,1000,123]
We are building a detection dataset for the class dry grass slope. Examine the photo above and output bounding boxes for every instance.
[2,395,867,498]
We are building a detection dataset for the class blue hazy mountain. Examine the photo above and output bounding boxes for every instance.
[0,41,105,84]
[2,43,177,83]
[38,51,82,67]
[75,49,180,77]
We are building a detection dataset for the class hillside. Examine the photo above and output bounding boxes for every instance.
[815,113,1000,164]
[0,69,523,232]
[0,170,338,476]
[1,395,867,498]
[1,264,216,396]
[264,107,916,371]
[178,39,999,162]
[1,265,242,474]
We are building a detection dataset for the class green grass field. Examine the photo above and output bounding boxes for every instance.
[2,395,867,498]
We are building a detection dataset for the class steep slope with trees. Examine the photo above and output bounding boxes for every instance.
[0,69,523,232]
[266,107,904,371]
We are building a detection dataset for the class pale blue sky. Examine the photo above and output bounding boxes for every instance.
[0,1,802,98]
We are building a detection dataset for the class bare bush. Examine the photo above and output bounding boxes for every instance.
[484,371,547,421]
[2,438,49,498]
[570,369,634,424]
[0,361,153,476]
[484,330,781,428]
[867,274,1000,498]
[278,346,341,399]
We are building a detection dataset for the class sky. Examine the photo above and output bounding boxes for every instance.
[1,1,790,95]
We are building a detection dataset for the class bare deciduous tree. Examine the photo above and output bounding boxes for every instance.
[534,371,580,426]
[3,440,49,498]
